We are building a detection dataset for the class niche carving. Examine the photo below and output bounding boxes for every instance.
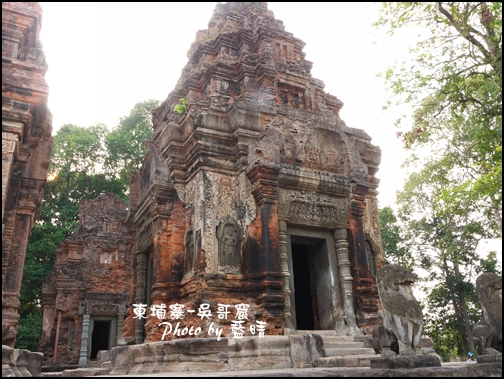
[184,226,195,275]
[217,217,242,271]
[277,83,307,109]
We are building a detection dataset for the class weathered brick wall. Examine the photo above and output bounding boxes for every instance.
[2,2,53,347]
[40,194,132,365]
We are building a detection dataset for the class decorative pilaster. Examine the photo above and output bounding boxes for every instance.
[116,303,127,346]
[247,164,280,206]
[78,314,90,366]
[349,185,370,278]
[334,228,358,332]
[134,252,148,344]
[279,220,294,332]
[246,163,281,274]
[2,193,38,346]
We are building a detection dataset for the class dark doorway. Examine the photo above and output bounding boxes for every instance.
[91,321,110,359]
[292,243,318,330]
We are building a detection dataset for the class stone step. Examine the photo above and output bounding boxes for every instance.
[321,336,359,343]
[295,330,355,340]
[40,373,63,377]
[58,367,110,377]
[323,341,366,349]
[323,347,376,356]
[319,354,380,368]
[315,354,379,368]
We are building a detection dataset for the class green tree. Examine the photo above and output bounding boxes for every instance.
[476,250,502,274]
[379,206,414,271]
[376,2,502,358]
[15,123,120,350]
[376,2,502,236]
[105,99,159,182]
[396,167,493,357]
[15,100,159,349]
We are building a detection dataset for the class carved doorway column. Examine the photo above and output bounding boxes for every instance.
[279,220,294,332]
[334,228,358,332]
[134,251,147,344]
[78,314,90,366]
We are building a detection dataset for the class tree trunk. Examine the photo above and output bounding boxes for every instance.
[451,297,470,354]
[442,258,472,354]
[492,203,502,237]
[454,263,476,354]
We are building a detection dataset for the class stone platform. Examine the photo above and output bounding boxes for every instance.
[63,362,502,377]
[56,335,501,377]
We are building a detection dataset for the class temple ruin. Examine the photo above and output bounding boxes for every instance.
[126,1,383,344]
[2,2,53,347]
[39,194,132,365]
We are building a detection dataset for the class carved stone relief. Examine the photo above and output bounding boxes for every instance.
[202,172,216,273]
[277,83,306,109]
[100,249,118,264]
[68,244,84,261]
[137,215,153,253]
[365,240,376,278]
[278,189,348,228]
[274,41,293,60]
[184,225,195,275]
[217,216,242,272]
[86,300,121,316]
[184,170,256,275]
[363,197,383,260]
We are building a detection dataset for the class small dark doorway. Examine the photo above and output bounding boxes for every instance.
[292,243,319,330]
[91,321,110,359]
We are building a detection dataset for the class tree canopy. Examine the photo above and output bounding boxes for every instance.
[15,99,160,350]
[376,2,502,359]
[105,99,159,183]
[377,2,502,236]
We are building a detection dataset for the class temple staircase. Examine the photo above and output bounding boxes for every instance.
[296,330,380,368]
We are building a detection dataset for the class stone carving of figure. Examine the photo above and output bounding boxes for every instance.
[472,272,502,355]
[184,226,195,275]
[373,264,423,357]
[222,225,237,266]
[365,240,376,278]
[279,91,288,105]
[217,218,241,269]
[291,93,299,108]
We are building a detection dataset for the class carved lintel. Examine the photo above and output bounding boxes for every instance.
[278,189,348,228]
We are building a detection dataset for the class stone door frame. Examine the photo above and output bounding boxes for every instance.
[284,226,343,331]
[87,316,117,361]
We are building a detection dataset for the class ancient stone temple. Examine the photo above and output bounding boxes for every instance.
[2,2,53,347]
[126,2,383,343]
[39,194,132,365]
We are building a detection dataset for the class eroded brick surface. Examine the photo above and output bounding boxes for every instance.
[2,1,53,347]
[39,194,132,365]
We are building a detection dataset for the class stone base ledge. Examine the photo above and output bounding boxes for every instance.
[477,353,502,363]
[61,367,110,377]
[109,334,322,375]
[370,353,442,369]
[2,345,43,377]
